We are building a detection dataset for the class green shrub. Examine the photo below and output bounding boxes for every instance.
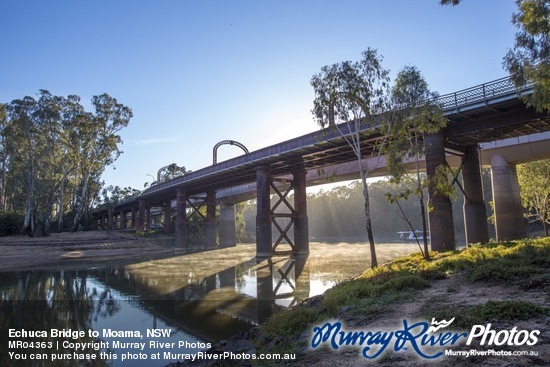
[0,211,24,236]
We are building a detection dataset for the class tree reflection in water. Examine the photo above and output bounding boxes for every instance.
[0,271,119,367]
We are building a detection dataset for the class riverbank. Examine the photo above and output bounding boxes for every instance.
[2,232,548,366]
[171,237,550,367]
[0,231,175,271]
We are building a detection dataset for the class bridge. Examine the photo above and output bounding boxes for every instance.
[93,76,550,255]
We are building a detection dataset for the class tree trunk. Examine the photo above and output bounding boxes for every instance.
[359,165,378,268]
[71,172,90,232]
[419,195,431,261]
[21,170,35,236]
[57,166,66,232]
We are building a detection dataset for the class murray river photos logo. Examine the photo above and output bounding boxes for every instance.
[310,318,540,359]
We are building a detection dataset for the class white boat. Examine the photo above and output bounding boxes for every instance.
[397,230,430,242]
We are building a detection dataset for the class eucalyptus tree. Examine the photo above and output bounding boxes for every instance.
[1,91,131,235]
[33,90,69,235]
[0,103,6,210]
[383,66,447,260]
[310,48,391,268]
[503,0,550,111]
[69,94,132,231]
[4,96,43,235]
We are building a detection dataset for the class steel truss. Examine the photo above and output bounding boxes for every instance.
[270,178,297,254]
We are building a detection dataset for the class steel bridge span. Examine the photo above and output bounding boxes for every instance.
[93,76,550,256]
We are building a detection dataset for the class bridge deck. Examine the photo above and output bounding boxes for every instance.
[137,76,550,206]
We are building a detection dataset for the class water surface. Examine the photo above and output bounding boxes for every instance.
[0,242,418,366]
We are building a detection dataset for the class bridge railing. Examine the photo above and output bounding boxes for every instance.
[436,75,530,111]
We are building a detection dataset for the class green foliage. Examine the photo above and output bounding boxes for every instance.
[1,91,132,235]
[0,211,24,236]
[427,165,456,211]
[260,306,321,340]
[135,230,160,237]
[310,48,393,268]
[310,48,390,128]
[381,66,447,259]
[235,202,248,242]
[504,0,550,112]
[323,272,430,316]
[517,159,550,235]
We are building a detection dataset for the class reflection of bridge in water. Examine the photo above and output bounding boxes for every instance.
[96,253,309,341]
[91,243,419,341]
[94,76,550,253]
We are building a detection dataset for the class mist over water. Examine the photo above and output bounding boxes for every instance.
[0,242,418,367]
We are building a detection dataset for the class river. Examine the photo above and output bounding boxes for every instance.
[0,242,418,367]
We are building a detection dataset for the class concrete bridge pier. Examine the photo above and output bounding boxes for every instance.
[175,189,187,250]
[219,202,237,248]
[424,131,456,251]
[462,144,489,245]
[490,154,526,241]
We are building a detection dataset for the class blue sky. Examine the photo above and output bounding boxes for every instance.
[1,0,517,190]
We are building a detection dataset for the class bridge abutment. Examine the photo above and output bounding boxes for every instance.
[462,144,489,245]
[490,154,526,241]
[425,131,456,251]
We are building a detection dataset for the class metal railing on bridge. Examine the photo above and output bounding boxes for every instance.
[437,75,531,111]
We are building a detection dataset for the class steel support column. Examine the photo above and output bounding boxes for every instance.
[256,166,273,257]
[219,202,236,248]
[131,207,136,229]
[146,207,151,229]
[164,201,172,234]
[490,154,526,241]
[175,189,187,249]
[292,169,309,255]
[137,200,146,231]
[120,211,127,230]
[424,131,455,251]
[206,191,217,249]
[462,144,489,245]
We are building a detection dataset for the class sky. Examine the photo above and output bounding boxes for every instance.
[1,0,518,191]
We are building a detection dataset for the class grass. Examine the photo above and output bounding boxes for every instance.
[256,237,550,359]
